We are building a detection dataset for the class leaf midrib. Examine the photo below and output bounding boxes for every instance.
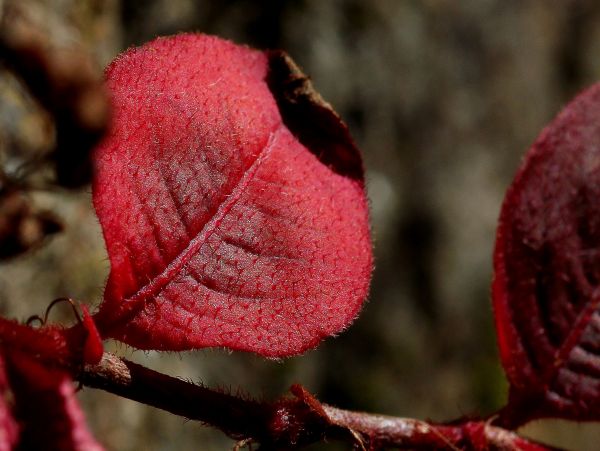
[101,128,281,328]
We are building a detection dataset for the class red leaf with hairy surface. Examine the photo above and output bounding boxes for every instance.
[5,353,103,451]
[92,33,372,357]
[493,83,600,425]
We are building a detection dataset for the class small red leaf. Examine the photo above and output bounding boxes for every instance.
[6,353,103,451]
[493,83,600,423]
[0,318,77,369]
[92,33,372,356]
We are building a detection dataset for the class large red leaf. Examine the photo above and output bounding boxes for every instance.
[92,34,372,356]
[493,83,600,423]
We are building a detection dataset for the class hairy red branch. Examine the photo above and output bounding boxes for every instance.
[77,353,557,450]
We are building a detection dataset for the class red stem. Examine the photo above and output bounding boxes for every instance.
[77,353,557,450]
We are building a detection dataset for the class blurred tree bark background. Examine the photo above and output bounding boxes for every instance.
[1,0,600,449]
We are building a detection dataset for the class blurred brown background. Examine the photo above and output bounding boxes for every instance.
[1,0,600,449]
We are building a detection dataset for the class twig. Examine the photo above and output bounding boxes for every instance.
[78,353,557,450]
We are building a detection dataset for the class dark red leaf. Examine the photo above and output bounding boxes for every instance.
[92,33,372,357]
[6,353,103,451]
[493,83,600,423]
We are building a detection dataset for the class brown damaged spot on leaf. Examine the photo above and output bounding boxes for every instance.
[267,50,364,181]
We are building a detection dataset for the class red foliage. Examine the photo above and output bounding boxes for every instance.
[5,28,600,449]
[91,34,372,357]
[493,83,600,424]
